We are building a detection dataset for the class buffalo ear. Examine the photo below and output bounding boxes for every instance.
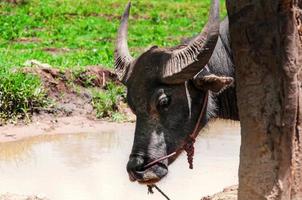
[193,74,234,93]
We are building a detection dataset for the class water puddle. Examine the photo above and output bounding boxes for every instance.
[0,120,240,200]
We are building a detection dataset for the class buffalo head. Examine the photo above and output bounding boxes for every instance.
[115,0,233,183]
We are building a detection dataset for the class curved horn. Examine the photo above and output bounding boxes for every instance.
[114,2,133,84]
[162,0,220,84]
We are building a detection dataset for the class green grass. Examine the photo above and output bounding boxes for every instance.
[0,0,226,69]
[92,82,126,120]
[0,0,226,121]
[0,67,47,121]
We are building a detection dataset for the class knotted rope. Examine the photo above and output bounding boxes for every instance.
[183,137,196,169]
[181,91,208,169]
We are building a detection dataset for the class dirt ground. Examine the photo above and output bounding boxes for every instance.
[20,60,128,120]
[0,60,136,127]
[0,61,137,142]
[201,185,238,200]
[0,115,133,143]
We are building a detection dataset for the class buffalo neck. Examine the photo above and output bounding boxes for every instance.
[213,86,239,121]
[207,17,239,121]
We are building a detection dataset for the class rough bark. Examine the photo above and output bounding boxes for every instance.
[226,0,302,199]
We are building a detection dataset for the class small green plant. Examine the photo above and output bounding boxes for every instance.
[92,82,126,120]
[72,68,98,87]
[112,112,127,122]
[0,67,48,121]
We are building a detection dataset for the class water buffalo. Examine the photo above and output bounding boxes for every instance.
[114,0,239,184]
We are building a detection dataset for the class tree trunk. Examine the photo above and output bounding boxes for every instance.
[226,0,302,199]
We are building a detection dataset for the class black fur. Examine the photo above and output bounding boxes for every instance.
[208,17,239,121]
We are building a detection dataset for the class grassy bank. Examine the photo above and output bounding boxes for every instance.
[0,0,226,121]
[0,66,47,122]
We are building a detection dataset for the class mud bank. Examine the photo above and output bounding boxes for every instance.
[201,185,237,200]
[0,60,134,126]
[0,116,133,143]
[21,61,133,120]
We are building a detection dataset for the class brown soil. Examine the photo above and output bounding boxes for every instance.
[3,0,27,4]
[201,185,238,200]
[13,37,41,43]
[42,47,70,55]
[23,60,120,95]
[20,60,134,123]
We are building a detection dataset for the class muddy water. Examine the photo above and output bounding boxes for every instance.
[0,120,240,200]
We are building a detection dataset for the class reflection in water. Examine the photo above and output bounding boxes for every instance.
[0,135,64,164]
[0,120,240,200]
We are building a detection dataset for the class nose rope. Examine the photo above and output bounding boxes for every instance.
[143,152,177,170]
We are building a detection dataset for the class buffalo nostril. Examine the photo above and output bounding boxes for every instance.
[126,156,145,172]
[126,156,145,180]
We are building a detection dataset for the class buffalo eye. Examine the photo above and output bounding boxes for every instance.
[157,94,171,110]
